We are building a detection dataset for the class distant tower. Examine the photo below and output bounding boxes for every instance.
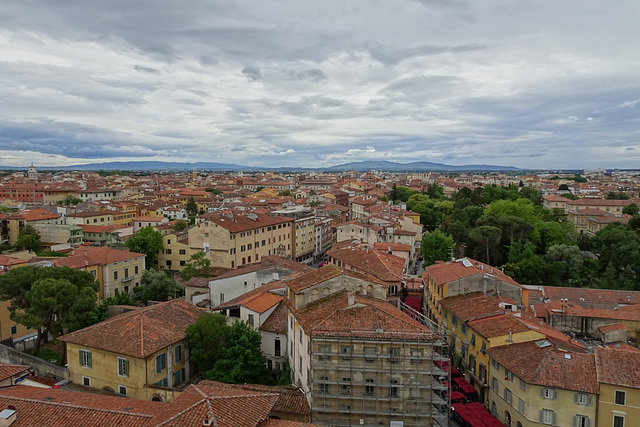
[192,167,197,179]
[27,163,38,182]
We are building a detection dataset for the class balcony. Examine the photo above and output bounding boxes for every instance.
[121,276,134,283]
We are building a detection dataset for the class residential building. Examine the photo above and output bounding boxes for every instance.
[595,347,640,427]
[486,340,597,427]
[259,303,289,378]
[155,230,190,272]
[59,299,202,402]
[66,211,113,227]
[133,216,169,232]
[189,212,293,269]
[4,209,60,246]
[272,207,317,265]
[54,246,145,301]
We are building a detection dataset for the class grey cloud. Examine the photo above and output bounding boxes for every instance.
[241,65,262,81]
[134,65,160,74]
[296,69,327,82]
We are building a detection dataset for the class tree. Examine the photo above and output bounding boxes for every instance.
[186,313,231,372]
[278,189,292,197]
[518,186,543,206]
[390,185,417,203]
[590,223,640,289]
[605,191,630,200]
[421,230,455,266]
[57,195,82,205]
[561,193,579,200]
[622,203,639,217]
[16,225,42,252]
[125,225,163,269]
[426,183,445,200]
[545,244,585,286]
[558,184,569,191]
[186,196,198,216]
[134,269,182,303]
[180,252,212,281]
[174,219,189,231]
[205,187,222,195]
[0,266,99,354]
[469,225,502,265]
[205,320,274,385]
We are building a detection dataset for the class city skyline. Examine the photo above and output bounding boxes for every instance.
[1,1,639,169]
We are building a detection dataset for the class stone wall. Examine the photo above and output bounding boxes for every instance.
[0,343,69,379]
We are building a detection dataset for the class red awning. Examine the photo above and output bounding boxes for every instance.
[449,391,466,402]
[434,359,460,375]
[452,404,487,427]
[464,402,504,427]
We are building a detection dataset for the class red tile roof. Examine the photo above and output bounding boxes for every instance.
[216,281,286,311]
[595,347,640,389]
[54,246,145,269]
[468,313,530,339]
[425,258,519,287]
[440,292,514,322]
[59,299,203,358]
[598,323,627,333]
[487,341,598,394]
[259,302,288,334]
[0,363,29,382]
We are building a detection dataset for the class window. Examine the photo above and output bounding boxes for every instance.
[520,379,527,391]
[614,416,625,427]
[469,354,476,375]
[518,398,525,414]
[174,368,185,385]
[410,348,422,364]
[575,393,591,405]
[113,270,118,280]
[156,378,168,387]
[230,248,235,255]
[341,378,351,395]
[540,409,555,425]
[82,376,91,387]
[491,377,499,392]
[134,265,139,274]
[341,346,352,360]
[79,349,92,368]
[365,347,376,362]
[470,334,476,346]
[248,314,254,327]
[247,243,252,250]
[118,385,127,396]
[389,379,399,397]
[117,357,129,377]
[174,345,182,364]
[365,378,375,396]
[318,344,331,361]
[492,359,499,369]
[542,387,557,399]
[155,353,167,373]
[504,388,512,404]
[319,376,329,394]
[574,415,590,427]
[615,390,626,405]
[274,338,281,357]
[179,249,186,255]
[10,326,17,335]
[219,293,225,303]
[165,249,172,255]
[388,347,400,363]
[505,369,513,381]
[241,245,246,252]
[479,363,487,383]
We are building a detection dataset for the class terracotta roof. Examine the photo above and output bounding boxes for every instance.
[468,313,530,339]
[200,212,292,233]
[545,300,640,322]
[289,290,436,340]
[440,292,514,322]
[373,242,412,252]
[258,421,317,427]
[487,341,598,394]
[425,257,520,287]
[284,264,385,293]
[327,241,404,283]
[0,363,29,382]
[0,386,158,426]
[0,256,28,267]
[68,211,111,218]
[210,256,311,281]
[59,299,203,358]
[259,302,288,334]
[216,281,286,311]
[54,246,145,269]
[595,347,640,389]
[540,286,640,305]
[598,323,627,333]
[183,276,211,289]
[16,209,59,221]
[243,292,283,314]
[567,199,631,206]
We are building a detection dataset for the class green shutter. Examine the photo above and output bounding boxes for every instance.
[88,351,92,368]
[124,359,129,376]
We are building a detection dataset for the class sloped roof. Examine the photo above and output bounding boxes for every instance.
[215,281,286,311]
[440,292,514,322]
[425,257,520,287]
[468,313,530,339]
[59,299,203,358]
[487,341,597,394]
[284,264,385,293]
[54,246,145,269]
[0,363,29,382]
[259,302,288,334]
[595,347,640,389]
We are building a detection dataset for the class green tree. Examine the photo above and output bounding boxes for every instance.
[57,195,82,205]
[421,230,455,266]
[622,203,639,217]
[590,223,640,289]
[605,191,630,200]
[545,244,585,286]
[469,225,502,265]
[186,313,231,372]
[205,187,222,195]
[0,266,99,354]
[16,225,42,252]
[125,225,163,269]
[186,196,198,216]
[205,320,274,385]
[180,252,212,281]
[426,183,445,200]
[174,219,189,231]
[561,193,579,200]
[278,189,292,197]
[134,269,182,303]
[558,184,569,191]
[390,185,417,203]
[518,186,543,206]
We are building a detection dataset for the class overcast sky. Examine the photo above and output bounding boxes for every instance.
[1,1,639,169]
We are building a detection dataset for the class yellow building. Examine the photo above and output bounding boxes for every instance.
[59,299,202,402]
[189,212,293,269]
[66,211,114,227]
[156,231,190,272]
[595,347,640,427]
[5,209,60,245]
[54,246,145,301]
[487,340,598,427]
[110,202,138,225]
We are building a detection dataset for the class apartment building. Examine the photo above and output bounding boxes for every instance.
[55,246,146,301]
[272,207,317,265]
[155,231,190,272]
[189,212,293,269]
[595,347,640,427]
[66,211,114,227]
[486,341,597,427]
[59,299,202,402]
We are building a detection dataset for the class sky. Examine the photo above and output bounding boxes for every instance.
[1,1,639,169]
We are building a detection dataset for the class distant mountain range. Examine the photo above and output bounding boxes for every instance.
[2,160,520,172]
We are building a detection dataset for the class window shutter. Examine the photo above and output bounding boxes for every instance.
[539,410,544,423]
[552,412,557,426]
[124,359,129,376]
[585,418,591,427]
[587,395,593,406]
[553,389,558,400]
[88,352,92,368]
[574,393,579,404]
[541,388,545,398]
[573,416,578,427]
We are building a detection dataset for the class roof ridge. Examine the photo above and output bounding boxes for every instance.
[0,395,154,418]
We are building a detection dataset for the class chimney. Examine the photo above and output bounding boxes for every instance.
[0,408,17,426]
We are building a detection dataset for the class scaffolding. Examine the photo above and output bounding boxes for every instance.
[308,312,450,427]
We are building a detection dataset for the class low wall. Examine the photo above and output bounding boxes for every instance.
[0,343,69,380]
